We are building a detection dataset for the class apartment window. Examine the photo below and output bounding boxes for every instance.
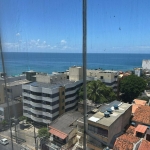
[88,124,108,137]
[100,76,103,79]
[62,106,64,110]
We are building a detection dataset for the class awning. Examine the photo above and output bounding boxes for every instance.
[49,128,68,139]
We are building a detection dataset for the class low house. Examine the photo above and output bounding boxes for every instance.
[132,105,150,127]
[86,100,132,149]
[49,111,83,150]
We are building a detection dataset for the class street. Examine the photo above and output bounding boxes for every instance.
[0,124,38,150]
[0,140,22,150]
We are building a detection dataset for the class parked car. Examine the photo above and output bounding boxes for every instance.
[0,138,9,145]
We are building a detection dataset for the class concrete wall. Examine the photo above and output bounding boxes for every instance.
[87,70,118,83]
[36,74,67,83]
[69,67,83,81]
[3,102,23,120]
[109,105,132,146]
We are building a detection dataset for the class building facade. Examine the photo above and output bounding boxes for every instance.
[142,60,150,70]
[87,69,118,92]
[23,68,83,124]
[86,101,131,149]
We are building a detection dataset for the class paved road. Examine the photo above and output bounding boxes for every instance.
[0,127,37,150]
[0,140,22,150]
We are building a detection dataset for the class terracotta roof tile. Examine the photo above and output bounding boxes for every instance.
[132,105,150,125]
[113,133,140,150]
[132,104,141,114]
[133,99,147,105]
[138,139,150,150]
[113,138,133,150]
[49,127,68,139]
[135,125,147,134]
[126,126,135,135]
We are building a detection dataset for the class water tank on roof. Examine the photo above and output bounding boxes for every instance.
[107,108,112,114]
[114,105,119,110]
[104,112,110,118]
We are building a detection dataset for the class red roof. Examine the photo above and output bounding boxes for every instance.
[133,99,147,105]
[135,125,147,134]
[113,134,140,150]
[132,105,150,125]
[138,139,150,150]
[126,126,135,135]
[132,104,141,114]
[49,127,68,139]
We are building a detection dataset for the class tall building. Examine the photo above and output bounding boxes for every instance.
[22,67,83,124]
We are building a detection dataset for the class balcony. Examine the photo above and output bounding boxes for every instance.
[43,119,51,124]
[42,96,58,102]
[31,115,43,122]
[30,108,43,115]
[23,106,31,111]
[30,94,42,100]
[22,92,30,97]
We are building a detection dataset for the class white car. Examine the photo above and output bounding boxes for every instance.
[0,138,9,145]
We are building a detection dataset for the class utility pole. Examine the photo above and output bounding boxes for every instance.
[83,0,87,149]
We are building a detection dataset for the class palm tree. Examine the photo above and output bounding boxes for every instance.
[78,80,116,104]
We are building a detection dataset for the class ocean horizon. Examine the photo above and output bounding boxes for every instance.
[0,52,150,76]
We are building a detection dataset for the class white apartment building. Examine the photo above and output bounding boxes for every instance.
[22,67,83,124]
[134,68,142,77]
[87,69,118,92]
[142,60,150,70]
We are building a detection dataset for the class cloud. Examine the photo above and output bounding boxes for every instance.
[2,38,77,52]
[16,33,20,36]
[60,39,67,45]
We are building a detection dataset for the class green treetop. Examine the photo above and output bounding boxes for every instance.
[78,80,116,103]
[120,75,146,103]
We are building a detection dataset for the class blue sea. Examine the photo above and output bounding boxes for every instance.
[0,52,150,76]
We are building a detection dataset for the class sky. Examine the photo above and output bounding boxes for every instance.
[0,0,150,53]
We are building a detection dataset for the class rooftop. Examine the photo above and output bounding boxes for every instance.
[132,104,141,114]
[132,105,150,125]
[28,79,80,89]
[135,124,148,134]
[138,139,150,150]
[113,134,140,150]
[126,126,136,135]
[49,111,83,136]
[133,99,147,105]
[88,102,131,127]
[6,79,30,87]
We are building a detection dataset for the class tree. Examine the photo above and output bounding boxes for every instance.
[19,116,27,121]
[1,120,8,127]
[78,80,116,103]
[38,127,49,138]
[137,96,149,102]
[120,75,146,103]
